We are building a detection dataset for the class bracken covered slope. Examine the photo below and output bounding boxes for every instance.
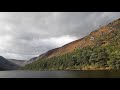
[22,18,120,70]
[39,18,120,59]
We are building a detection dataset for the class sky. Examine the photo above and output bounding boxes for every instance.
[0,12,120,60]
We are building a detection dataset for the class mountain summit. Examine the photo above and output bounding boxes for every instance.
[22,18,120,70]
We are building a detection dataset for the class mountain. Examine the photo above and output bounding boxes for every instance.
[23,51,56,65]
[37,18,120,59]
[0,56,21,70]
[22,18,120,70]
[23,57,37,65]
[7,59,26,66]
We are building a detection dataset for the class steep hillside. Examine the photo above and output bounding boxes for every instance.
[22,18,120,70]
[35,18,120,59]
[0,56,21,70]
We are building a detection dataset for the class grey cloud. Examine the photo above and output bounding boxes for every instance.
[0,12,120,60]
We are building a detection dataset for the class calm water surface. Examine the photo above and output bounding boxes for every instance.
[0,71,120,78]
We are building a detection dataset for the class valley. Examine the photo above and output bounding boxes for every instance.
[1,18,120,71]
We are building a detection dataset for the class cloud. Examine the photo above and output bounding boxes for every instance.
[0,12,120,60]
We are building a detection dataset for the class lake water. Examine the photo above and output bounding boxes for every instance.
[0,71,120,78]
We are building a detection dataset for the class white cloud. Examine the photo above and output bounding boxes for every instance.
[48,35,77,47]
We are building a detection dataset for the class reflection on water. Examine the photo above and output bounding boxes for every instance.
[0,71,120,78]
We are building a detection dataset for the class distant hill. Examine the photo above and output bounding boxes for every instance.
[22,18,120,70]
[7,59,26,66]
[0,56,20,70]
[23,57,37,66]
